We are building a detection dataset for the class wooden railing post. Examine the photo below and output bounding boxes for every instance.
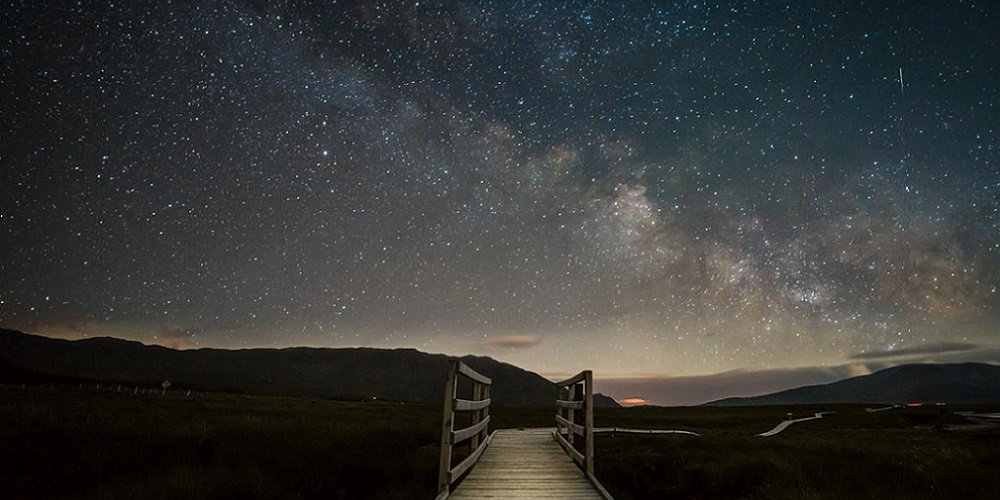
[481,383,491,444]
[554,370,595,476]
[470,383,482,450]
[437,360,493,499]
[438,360,458,496]
[567,384,576,445]
[584,370,594,476]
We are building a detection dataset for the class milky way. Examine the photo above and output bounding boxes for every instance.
[3,1,998,404]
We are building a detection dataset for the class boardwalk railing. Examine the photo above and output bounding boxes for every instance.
[554,370,595,476]
[437,360,492,499]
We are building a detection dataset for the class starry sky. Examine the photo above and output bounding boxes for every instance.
[3,0,999,405]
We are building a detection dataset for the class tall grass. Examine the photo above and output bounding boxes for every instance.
[5,386,998,499]
[1,385,441,499]
[593,404,1000,500]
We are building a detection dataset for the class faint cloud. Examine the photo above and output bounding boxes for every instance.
[850,342,982,360]
[619,397,648,406]
[482,334,541,349]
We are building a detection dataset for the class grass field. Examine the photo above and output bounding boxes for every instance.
[1,385,441,499]
[3,384,999,499]
[592,404,1000,500]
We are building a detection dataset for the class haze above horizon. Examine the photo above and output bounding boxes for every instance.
[3,1,998,406]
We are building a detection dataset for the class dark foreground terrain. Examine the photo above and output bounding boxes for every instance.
[593,404,1000,500]
[3,385,998,499]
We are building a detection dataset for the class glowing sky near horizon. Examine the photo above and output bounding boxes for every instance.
[2,1,999,404]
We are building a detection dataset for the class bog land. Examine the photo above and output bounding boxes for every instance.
[2,385,998,499]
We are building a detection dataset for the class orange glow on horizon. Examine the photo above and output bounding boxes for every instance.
[620,397,648,405]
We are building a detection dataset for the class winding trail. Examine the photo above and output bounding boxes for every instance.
[593,427,700,436]
[757,412,835,437]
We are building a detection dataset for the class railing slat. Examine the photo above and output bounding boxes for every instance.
[452,414,490,443]
[555,414,585,436]
[556,399,585,410]
[457,362,491,385]
[553,429,585,465]
[454,397,491,411]
[555,371,587,386]
[449,431,493,482]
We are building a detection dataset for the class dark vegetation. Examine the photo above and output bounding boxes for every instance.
[4,329,998,499]
[593,404,1000,500]
[1,385,442,500]
[4,384,999,500]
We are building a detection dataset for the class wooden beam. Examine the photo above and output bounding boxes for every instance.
[481,384,491,444]
[556,399,584,410]
[555,414,585,436]
[455,397,491,411]
[438,360,459,495]
[584,370,594,477]
[555,371,587,386]
[457,362,492,385]
[470,384,483,450]
[449,432,493,482]
[553,429,585,466]
[453,415,490,443]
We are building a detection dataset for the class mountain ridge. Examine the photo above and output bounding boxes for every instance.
[705,362,1000,406]
[0,328,620,407]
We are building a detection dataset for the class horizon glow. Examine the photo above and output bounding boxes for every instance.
[2,1,998,405]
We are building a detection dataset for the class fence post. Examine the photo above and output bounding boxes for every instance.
[567,384,576,445]
[481,383,491,444]
[471,382,482,450]
[438,360,458,496]
[584,370,594,476]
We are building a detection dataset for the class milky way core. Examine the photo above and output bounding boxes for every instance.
[3,1,998,404]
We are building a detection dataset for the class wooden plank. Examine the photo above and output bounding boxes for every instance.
[555,371,587,386]
[555,414,585,436]
[470,384,483,450]
[449,432,493,481]
[454,397,491,411]
[553,429,585,466]
[457,361,491,385]
[556,399,584,410]
[452,415,490,443]
[438,361,458,495]
[449,429,605,500]
[584,370,594,476]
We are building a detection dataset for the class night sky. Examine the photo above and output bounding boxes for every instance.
[3,1,998,405]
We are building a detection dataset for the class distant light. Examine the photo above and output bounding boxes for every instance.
[620,397,648,405]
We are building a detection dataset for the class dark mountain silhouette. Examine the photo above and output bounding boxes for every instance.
[0,328,619,407]
[706,362,1000,406]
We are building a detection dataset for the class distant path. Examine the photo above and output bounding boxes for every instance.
[594,427,699,436]
[757,412,835,437]
[955,411,1000,420]
[865,405,899,412]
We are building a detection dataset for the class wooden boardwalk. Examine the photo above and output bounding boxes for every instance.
[448,428,607,499]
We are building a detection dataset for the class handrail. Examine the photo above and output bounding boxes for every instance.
[437,360,492,499]
[553,370,594,476]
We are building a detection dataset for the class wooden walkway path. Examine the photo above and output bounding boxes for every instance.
[448,428,606,499]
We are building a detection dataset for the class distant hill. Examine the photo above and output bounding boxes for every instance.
[706,362,1000,406]
[0,329,618,407]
